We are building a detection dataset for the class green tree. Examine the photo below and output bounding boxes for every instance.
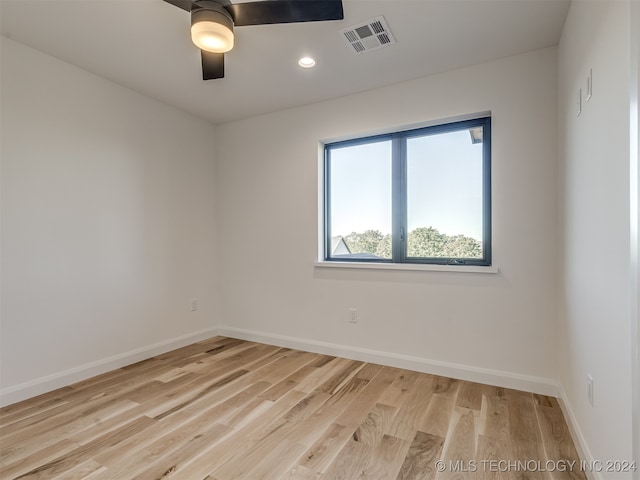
[442,234,482,258]
[375,234,392,258]
[407,227,446,257]
[344,230,384,255]
[407,226,481,258]
[343,226,481,259]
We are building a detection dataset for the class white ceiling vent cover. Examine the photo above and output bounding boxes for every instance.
[341,16,396,55]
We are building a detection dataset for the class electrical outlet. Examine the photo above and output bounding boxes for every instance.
[191,298,199,312]
[348,308,358,324]
[587,374,594,406]
[586,68,593,101]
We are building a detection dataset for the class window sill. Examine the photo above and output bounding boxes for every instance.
[314,261,499,274]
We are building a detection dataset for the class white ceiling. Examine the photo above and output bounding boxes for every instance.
[0,0,570,125]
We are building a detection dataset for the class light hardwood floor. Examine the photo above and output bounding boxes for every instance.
[0,337,585,480]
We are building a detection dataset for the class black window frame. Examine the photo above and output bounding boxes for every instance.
[323,116,492,266]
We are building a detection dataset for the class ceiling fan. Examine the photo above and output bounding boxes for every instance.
[163,0,344,80]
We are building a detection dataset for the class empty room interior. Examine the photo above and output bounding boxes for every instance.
[1,0,639,479]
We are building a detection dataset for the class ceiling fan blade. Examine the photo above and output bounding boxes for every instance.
[225,0,343,26]
[201,51,225,80]
[163,0,196,12]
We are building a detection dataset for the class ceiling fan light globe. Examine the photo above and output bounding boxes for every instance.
[191,5,235,54]
[191,20,234,53]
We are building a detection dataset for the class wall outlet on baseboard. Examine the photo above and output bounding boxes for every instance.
[587,374,594,406]
[348,308,358,324]
[191,298,199,312]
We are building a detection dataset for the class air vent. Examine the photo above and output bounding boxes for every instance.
[340,16,396,55]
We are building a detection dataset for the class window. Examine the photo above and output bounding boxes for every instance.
[324,116,491,266]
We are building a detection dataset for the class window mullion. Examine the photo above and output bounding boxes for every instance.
[482,117,492,265]
[391,134,407,263]
[324,145,332,260]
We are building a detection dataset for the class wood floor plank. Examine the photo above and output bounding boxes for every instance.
[184,343,279,376]
[51,459,106,480]
[2,400,140,467]
[482,396,510,440]
[298,422,349,472]
[125,372,200,404]
[284,377,370,449]
[457,381,485,411]
[136,395,304,480]
[0,338,585,480]
[174,389,308,477]
[0,389,74,419]
[90,410,231,480]
[318,432,368,479]
[127,422,231,480]
[432,376,460,399]
[294,366,396,472]
[91,404,232,470]
[321,402,397,479]
[396,431,445,480]
[378,370,423,408]
[1,402,74,438]
[151,369,250,420]
[240,439,308,480]
[154,337,238,363]
[333,366,398,428]
[314,359,365,395]
[1,439,80,480]
[418,394,456,439]
[295,357,356,394]
[257,353,321,401]
[0,398,70,429]
[210,390,333,480]
[476,434,514,480]
[506,391,548,480]
[64,358,175,400]
[280,464,323,480]
[224,380,272,408]
[368,433,411,479]
[386,374,434,441]
[160,349,291,419]
[435,408,476,480]
[352,402,397,447]
[533,394,557,409]
[535,404,586,480]
[140,346,293,421]
[6,416,156,480]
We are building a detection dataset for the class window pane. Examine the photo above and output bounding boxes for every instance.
[328,140,392,260]
[406,128,484,259]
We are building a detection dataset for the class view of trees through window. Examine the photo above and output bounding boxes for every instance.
[336,227,482,260]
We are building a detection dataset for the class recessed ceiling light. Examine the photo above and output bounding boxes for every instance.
[298,56,316,68]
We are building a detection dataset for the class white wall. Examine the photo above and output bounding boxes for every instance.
[558,0,633,474]
[0,38,218,405]
[215,48,559,393]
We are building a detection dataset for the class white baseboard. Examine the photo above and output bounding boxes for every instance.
[557,385,600,480]
[1,324,559,407]
[217,325,558,396]
[0,327,219,407]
